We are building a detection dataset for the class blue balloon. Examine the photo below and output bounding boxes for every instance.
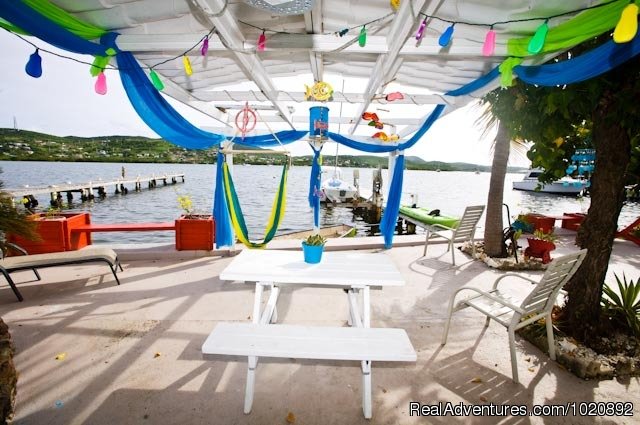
[439,24,455,47]
[563,181,570,187]
[25,50,42,78]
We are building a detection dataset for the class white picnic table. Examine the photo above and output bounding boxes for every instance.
[202,249,416,419]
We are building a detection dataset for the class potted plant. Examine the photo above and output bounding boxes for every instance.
[175,195,214,251]
[7,207,92,253]
[524,229,557,264]
[302,234,326,264]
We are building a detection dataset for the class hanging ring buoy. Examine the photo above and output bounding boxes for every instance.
[235,102,257,138]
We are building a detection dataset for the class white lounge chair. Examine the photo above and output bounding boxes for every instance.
[0,246,122,302]
[441,249,587,383]
[424,205,485,265]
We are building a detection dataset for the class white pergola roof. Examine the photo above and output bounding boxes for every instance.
[49,0,597,139]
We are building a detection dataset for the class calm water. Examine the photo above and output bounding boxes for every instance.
[1,161,638,244]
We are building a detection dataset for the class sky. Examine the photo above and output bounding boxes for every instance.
[0,29,530,167]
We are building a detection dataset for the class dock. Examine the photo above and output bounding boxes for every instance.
[5,173,185,207]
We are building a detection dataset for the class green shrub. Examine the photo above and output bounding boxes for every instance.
[601,273,640,337]
[304,234,326,246]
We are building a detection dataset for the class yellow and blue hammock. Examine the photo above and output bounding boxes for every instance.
[222,161,288,248]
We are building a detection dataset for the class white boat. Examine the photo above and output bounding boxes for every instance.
[321,168,358,203]
[513,169,589,195]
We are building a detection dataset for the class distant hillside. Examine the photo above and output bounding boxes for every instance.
[0,128,525,172]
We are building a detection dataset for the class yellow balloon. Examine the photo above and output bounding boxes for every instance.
[182,55,193,76]
[613,3,638,44]
[390,0,400,11]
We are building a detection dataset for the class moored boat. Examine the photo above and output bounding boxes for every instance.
[321,168,358,203]
[513,169,588,195]
[274,224,356,240]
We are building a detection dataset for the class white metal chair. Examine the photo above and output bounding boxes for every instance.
[441,249,587,383]
[423,205,485,265]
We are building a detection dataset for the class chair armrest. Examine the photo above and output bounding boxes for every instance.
[428,223,455,232]
[492,273,538,290]
[6,243,29,256]
[454,287,526,315]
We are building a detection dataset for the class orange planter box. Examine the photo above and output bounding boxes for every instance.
[561,213,587,231]
[8,212,92,254]
[175,215,215,251]
[525,214,555,234]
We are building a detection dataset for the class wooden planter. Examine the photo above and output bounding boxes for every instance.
[8,212,92,254]
[175,215,215,251]
[524,238,556,264]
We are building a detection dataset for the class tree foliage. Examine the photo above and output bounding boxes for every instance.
[0,169,38,255]
[482,42,640,344]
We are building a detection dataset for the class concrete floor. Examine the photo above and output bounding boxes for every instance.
[1,235,638,425]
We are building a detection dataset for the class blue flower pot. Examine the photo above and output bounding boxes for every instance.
[302,241,324,264]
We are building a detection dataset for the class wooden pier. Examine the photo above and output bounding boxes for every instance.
[6,173,185,207]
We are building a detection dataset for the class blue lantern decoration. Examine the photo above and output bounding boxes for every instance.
[25,49,42,78]
[439,24,455,47]
[309,106,329,139]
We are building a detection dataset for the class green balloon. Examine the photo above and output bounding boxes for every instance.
[359,26,367,47]
[528,21,549,54]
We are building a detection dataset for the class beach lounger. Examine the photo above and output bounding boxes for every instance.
[0,246,122,302]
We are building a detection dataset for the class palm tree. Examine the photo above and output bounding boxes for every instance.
[475,94,527,257]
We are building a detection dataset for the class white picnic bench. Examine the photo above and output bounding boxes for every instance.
[201,249,416,419]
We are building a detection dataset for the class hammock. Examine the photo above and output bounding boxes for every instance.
[222,160,288,248]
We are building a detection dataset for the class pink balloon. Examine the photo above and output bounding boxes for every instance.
[95,72,107,95]
[482,29,496,56]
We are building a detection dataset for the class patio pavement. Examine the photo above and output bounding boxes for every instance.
[0,234,638,424]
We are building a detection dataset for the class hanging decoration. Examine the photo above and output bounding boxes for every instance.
[372,132,399,142]
[482,27,496,56]
[235,102,257,139]
[527,19,549,54]
[95,71,107,95]
[182,55,193,76]
[438,24,454,47]
[149,69,164,91]
[200,37,209,56]
[385,92,404,101]
[243,0,315,15]
[415,18,428,41]
[613,1,638,43]
[304,81,334,101]
[390,0,400,11]
[25,49,42,78]
[359,26,367,47]
[337,28,349,37]
[257,31,266,51]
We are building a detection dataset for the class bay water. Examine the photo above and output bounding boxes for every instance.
[1,161,638,245]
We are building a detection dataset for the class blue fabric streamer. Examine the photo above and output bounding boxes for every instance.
[326,104,446,153]
[214,152,234,248]
[446,66,500,96]
[308,145,323,228]
[117,52,227,149]
[0,1,109,56]
[514,34,640,86]
[231,131,308,147]
[379,155,405,249]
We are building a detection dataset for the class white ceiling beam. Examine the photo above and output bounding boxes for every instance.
[117,33,510,57]
[347,0,428,135]
[149,65,230,127]
[304,0,324,82]
[192,0,295,129]
[190,90,467,105]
